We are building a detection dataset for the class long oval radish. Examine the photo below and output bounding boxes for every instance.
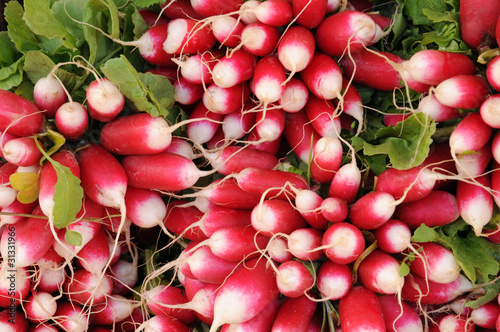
[277,25,315,77]
[163,18,217,55]
[300,53,343,100]
[240,22,280,57]
[338,285,386,332]
[433,75,490,110]
[0,89,44,136]
[322,222,365,264]
[211,49,256,88]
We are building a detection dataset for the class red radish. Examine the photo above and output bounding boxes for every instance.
[220,296,281,332]
[211,15,244,48]
[433,75,490,109]
[349,191,396,230]
[25,292,57,323]
[185,246,240,284]
[470,302,500,329]
[109,259,138,295]
[460,0,500,50]
[212,50,256,88]
[115,307,145,332]
[203,82,251,114]
[254,0,293,27]
[438,314,475,332]
[35,250,66,294]
[239,22,281,57]
[291,0,328,29]
[378,295,424,332]
[328,161,362,204]
[146,66,177,82]
[449,112,492,155]
[457,173,493,236]
[0,263,30,307]
[125,186,166,228]
[305,94,342,137]
[55,101,88,141]
[338,285,386,332]
[294,188,329,230]
[64,269,113,305]
[208,258,279,332]
[206,145,278,176]
[456,140,492,178]
[402,274,473,304]
[383,113,411,127]
[267,236,293,263]
[90,294,134,326]
[246,128,282,155]
[174,51,222,85]
[480,94,500,128]
[163,18,216,55]
[254,108,285,142]
[283,110,321,163]
[0,308,29,331]
[322,222,365,264]
[271,294,317,331]
[122,152,212,192]
[0,89,44,136]
[486,55,500,91]
[300,53,343,100]
[187,102,225,144]
[222,103,256,140]
[140,314,191,332]
[163,200,206,241]
[320,196,349,224]
[276,260,314,298]
[287,227,324,261]
[86,78,125,122]
[326,0,341,12]
[174,76,204,105]
[145,284,198,325]
[339,48,403,91]
[375,166,437,203]
[53,301,89,332]
[253,56,287,104]
[316,10,379,57]
[403,50,477,86]
[3,136,43,167]
[196,178,261,209]
[277,26,316,77]
[251,198,307,236]
[0,131,17,160]
[0,162,17,208]
[417,94,461,122]
[0,199,37,226]
[358,249,405,294]
[33,75,67,118]
[190,0,244,18]
[279,77,309,113]
[206,126,226,150]
[165,137,197,160]
[138,8,170,26]
[339,79,364,135]
[316,260,352,300]
[77,227,110,274]
[374,219,412,254]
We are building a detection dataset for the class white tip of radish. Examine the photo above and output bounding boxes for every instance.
[87,79,124,121]
[240,0,260,24]
[461,200,493,236]
[212,63,240,88]
[164,19,187,54]
[241,27,267,51]
[278,46,312,73]
[480,95,500,128]
[145,117,173,151]
[255,77,283,103]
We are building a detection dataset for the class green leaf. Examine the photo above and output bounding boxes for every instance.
[0,56,24,91]
[51,0,88,47]
[4,1,40,53]
[411,224,440,242]
[130,0,165,8]
[464,280,500,310]
[101,55,175,118]
[0,31,18,66]
[65,229,83,246]
[9,171,40,204]
[399,261,410,277]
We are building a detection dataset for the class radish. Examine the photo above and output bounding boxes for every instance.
[271,294,317,331]
[480,94,500,128]
[300,53,343,100]
[140,314,191,332]
[470,301,500,329]
[317,260,353,300]
[138,8,170,26]
[348,191,396,230]
[339,79,364,135]
[253,55,287,104]
[251,198,307,236]
[277,25,316,78]
[486,55,500,91]
[294,188,329,230]
[0,308,29,332]
[0,199,37,226]
[64,269,113,305]
[291,0,328,29]
[2,136,43,167]
[205,145,278,176]
[401,274,473,304]
[163,200,206,241]
[163,18,217,55]
[320,197,349,224]
[53,301,89,332]
[456,140,492,178]
[174,51,222,85]
[124,186,166,229]
[24,292,58,323]
[90,294,135,326]
[358,249,405,295]
[338,285,386,332]
[279,77,309,113]
[246,128,283,155]
[33,75,67,118]
[0,263,31,307]
[86,78,125,122]
[254,108,285,142]
[0,162,17,209]
[220,296,281,332]
[316,10,379,57]
[436,315,475,332]
[208,258,279,332]
[190,0,244,18]
[211,15,244,48]
[165,137,197,160]
[34,249,66,294]
[283,110,321,164]
[186,102,225,144]
[460,0,500,51]
[212,49,256,88]
[222,103,256,141]
[202,82,251,114]
[417,94,461,122]
[328,161,362,204]
[433,75,490,109]
[321,222,365,264]
[276,260,315,298]
[76,227,110,274]
[267,236,293,263]
[254,0,293,27]
[378,295,424,332]
[184,246,240,284]
[174,76,204,105]
[0,89,44,136]
[239,22,280,57]
[55,101,89,141]
[373,219,412,254]
[195,178,261,210]
[305,95,342,137]
[108,259,138,295]
[287,227,324,261]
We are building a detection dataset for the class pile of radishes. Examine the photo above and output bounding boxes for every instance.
[1,0,500,331]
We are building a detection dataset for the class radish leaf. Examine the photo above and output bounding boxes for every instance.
[9,172,39,204]
[65,229,83,247]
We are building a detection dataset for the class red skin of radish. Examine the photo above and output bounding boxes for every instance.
[340,48,404,91]
[374,219,412,254]
[177,51,222,85]
[163,18,216,55]
[3,136,43,167]
[460,0,500,50]
[316,10,379,57]
[135,24,176,66]
[271,294,318,331]
[300,53,342,100]
[251,199,307,236]
[404,50,477,86]
[253,56,287,104]
[212,49,256,88]
[480,94,500,128]
[125,186,166,228]
[305,95,341,138]
[255,0,293,27]
[77,227,110,274]
[277,25,316,73]
[203,82,251,114]
[450,112,493,155]
[378,295,424,332]
[276,260,315,298]
[288,227,324,261]
[0,89,44,136]
[211,16,244,48]
[146,284,198,326]
[33,76,67,118]
[142,314,191,332]
[240,22,281,57]
[164,137,196,160]
[186,246,240,284]
[438,314,475,332]
[0,132,17,160]
[138,9,170,26]
[349,191,396,230]
[317,260,352,300]
[174,76,204,105]
[291,0,328,29]
[0,199,37,226]
[198,178,261,210]
[357,249,405,295]
[0,264,30,308]
[235,167,309,200]
[267,236,293,263]
[187,102,225,144]
[338,285,386,332]
[320,196,348,224]
[190,0,243,18]
[402,274,473,304]
[0,162,18,208]
[100,113,173,155]
[122,152,208,192]
[222,103,257,140]
[375,166,437,203]
[486,56,500,91]
[195,205,253,238]
[295,189,329,230]
[255,108,285,142]
[161,0,203,20]
[90,294,134,326]
[328,162,362,204]
[163,200,206,241]
[64,269,113,305]
[220,296,281,332]
[209,258,280,332]
[394,190,460,229]
[207,145,278,176]
[434,75,490,110]
[109,259,138,295]
[55,101,88,141]
[471,302,500,329]
[146,66,177,82]
[457,140,492,178]
[0,308,29,331]
[322,222,365,264]
[54,301,89,332]
[86,78,125,122]
[246,128,283,155]
[283,110,321,163]
[417,94,461,122]
[457,173,493,236]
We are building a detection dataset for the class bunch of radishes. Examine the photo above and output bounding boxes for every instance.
[1,0,500,331]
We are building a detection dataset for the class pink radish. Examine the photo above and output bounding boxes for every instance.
[140,314,191,332]
[291,0,328,29]
[276,260,315,298]
[108,259,138,295]
[164,137,197,160]
[271,294,318,331]
[174,76,204,105]
[163,18,216,54]
[287,227,324,261]
[187,102,225,144]
[0,89,44,136]
[90,294,135,326]
[283,109,321,163]
[348,191,396,230]
[0,263,30,307]
[358,249,405,295]
[64,269,113,305]
[300,53,343,100]
[251,198,307,236]
[239,22,280,57]
[208,258,279,332]
[402,274,473,304]
[438,314,475,332]
[294,188,329,230]
[486,55,500,91]
[253,55,287,104]
[196,178,261,210]
[246,128,282,155]
[34,249,66,294]
[460,0,500,51]
[3,136,43,167]
[33,75,67,118]
[373,219,412,254]
[0,199,37,226]
[322,222,365,264]
[203,82,251,114]
[0,308,29,331]
[211,15,244,48]
[55,101,89,141]
[163,200,206,241]
[277,25,316,77]
[254,108,285,142]
[279,77,309,113]
[0,162,17,209]
[76,227,110,274]
[212,49,256,88]
[409,241,461,284]
[267,236,293,263]
[25,292,57,323]
[433,75,490,109]
[305,94,342,137]
[190,0,244,18]
[205,145,278,176]
[316,260,352,300]
[125,186,166,228]
[338,285,386,332]
[173,51,222,85]
[457,173,493,236]
[254,0,293,27]
[480,94,500,128]
[339,79,364,135]
[449,111,492,155]
[86,78,125,122]
[138,8,170,26]
[328,161,362,204]
[320,196,349,224]
[378,295,424,332]
[53,301,89,332]
[417,94,461,122]
[470,301,500,329]
[222,103,257,140]
[0,131,17,160]
[185,246,240,284]
[316,10,379,57]
[219,296,281,332]
[456,141,492,178]
[145,284,198,326]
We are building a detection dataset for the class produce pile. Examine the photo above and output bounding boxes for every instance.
[1,0,500,331]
